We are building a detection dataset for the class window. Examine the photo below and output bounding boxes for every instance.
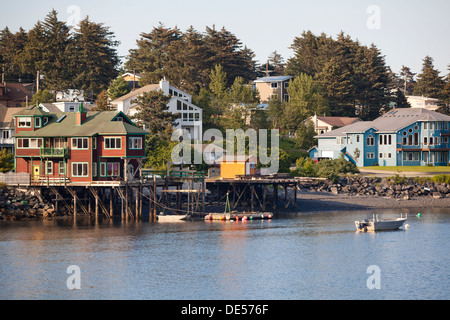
[195,113,200,121]
[445,137,449,143]
[356,135,360,143]
[388,135,392,145]
[424,122,428,130]
[403,137,407,146]
[271,82,278,89]
[104,137,121,149]
[35,117,42,128]
[379,136,383,145]
[414,133,418,145]
[408,135,413,146]
[129,137,142,149]
[2,130,9,139]
[424,137,428,145]
[93,137,97,149]
[59,162,65,175]
[284,82,289,88]
[379,153,383,158]
[100,163,107,177]
[93,162,97,177]
[54,138,66,148]
[388,153,392,158]
[336,137,345,145]
[17,138,42,149]
[72,163,88,177]
[177,100,182,110]
[366,135,374,146]
[366,153,375,159]
[18,117,32,128]
[45,161,53,175]
[72,138,88,149]
[107,163,120,177]
[430,137,434,145]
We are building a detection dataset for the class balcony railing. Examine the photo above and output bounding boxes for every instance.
[396,143,450,150]
[40,147,69,158]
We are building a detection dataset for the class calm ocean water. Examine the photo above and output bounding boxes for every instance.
[0,208,448,300]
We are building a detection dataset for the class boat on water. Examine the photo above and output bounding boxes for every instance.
[355,213,407,231]
[157,214,190,222]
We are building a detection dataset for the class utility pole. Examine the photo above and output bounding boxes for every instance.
[36,70,40,93]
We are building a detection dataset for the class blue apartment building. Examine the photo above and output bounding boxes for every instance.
[311,108,450,167]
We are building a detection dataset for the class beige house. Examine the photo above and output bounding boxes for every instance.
[253,76,293,105]
[406,96,440,111]
[308,114,361,135]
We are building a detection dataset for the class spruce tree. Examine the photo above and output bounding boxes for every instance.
[414,56,445,98]
[72,16,120,100]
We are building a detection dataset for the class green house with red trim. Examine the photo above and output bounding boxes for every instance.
[13,105,148,183]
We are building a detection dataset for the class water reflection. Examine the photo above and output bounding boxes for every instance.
[0,208,448,299]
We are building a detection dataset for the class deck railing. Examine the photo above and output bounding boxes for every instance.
[40,147,69,158]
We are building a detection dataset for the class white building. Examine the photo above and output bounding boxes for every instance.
[111,80,203,140]
[55,89,85,102]
[407,96,440,111]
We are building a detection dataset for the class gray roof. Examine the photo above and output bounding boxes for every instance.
[316,108,450,138]
[254,76,293,83]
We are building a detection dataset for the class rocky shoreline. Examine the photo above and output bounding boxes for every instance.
[1,176,449,221]
[301,175,450,199]
[295,175,450,213]
[0,186,69,221]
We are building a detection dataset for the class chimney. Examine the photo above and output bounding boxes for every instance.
[76,103,86,126]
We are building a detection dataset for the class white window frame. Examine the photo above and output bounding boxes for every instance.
[104,137,122,149]
[18,117,32,128]
[72,138,89,149]
[59,161,65,175]
[17,138,43,149]
[71,162,89,177]
[45,161,53,175]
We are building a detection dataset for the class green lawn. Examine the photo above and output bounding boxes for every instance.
[362,166,450,173]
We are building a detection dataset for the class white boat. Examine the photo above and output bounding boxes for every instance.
[355,214,407,231]
[157,214,189,222]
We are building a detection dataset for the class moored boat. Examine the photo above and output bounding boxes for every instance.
[355,214,407,231]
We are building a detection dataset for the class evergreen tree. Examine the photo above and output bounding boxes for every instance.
[398,65,416,95]
[414,56,445,98]
[92,90,111,111]
[0,27,29,82]
[283,74,328,132]
[126,23,182,85]
[30,89,54,105]
[20,10,75,97]
[72,16,120,100]
[132,90,175,140]
[108,76,131,100]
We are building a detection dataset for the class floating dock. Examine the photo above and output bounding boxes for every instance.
[204,212,273,221]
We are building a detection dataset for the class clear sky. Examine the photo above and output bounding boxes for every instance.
[1,0,449,76]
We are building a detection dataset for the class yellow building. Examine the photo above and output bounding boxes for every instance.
[253,76,293,104]
[219,156,257,179]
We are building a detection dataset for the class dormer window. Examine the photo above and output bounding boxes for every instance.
[35,117,42,128]
[18,117,32,128]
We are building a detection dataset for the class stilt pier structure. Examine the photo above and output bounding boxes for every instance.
[2,171,321,221]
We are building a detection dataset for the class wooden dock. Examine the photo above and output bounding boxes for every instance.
[1,170,322,222]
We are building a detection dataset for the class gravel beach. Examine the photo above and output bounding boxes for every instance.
[296,190,450,213]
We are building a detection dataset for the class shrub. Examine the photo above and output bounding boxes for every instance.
[431,174,450,184]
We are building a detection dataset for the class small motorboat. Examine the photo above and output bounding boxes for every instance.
[355,213,407,231]
[157,214,189,222]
